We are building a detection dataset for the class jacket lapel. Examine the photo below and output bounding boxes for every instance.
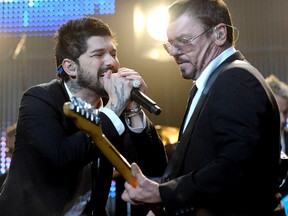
[161,51,245,182]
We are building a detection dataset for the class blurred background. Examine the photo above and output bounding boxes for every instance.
[1,0,288,215]
[1,0,288,129]
[0,0,288,191]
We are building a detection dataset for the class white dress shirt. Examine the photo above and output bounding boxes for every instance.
[63,82,146,215]
[182,47,237,132]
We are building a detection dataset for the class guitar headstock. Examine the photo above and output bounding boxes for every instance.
[63,96,138,187]
[63,96,100,125]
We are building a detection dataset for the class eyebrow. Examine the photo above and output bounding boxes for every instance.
[168,34,192,43]
[89,48,106,53]
[90,46,117,53]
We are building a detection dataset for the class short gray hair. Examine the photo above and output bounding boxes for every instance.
[266,74,288,99]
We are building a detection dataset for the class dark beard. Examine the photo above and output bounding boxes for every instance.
[77,67,109,98]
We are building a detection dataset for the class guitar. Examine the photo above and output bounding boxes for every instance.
[63,96,138,187]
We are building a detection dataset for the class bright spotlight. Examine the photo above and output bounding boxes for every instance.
[133,5,145,37]
[146,6,169,42]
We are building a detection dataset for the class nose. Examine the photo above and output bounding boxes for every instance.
[104,54,118,68]
[170,45,184,56]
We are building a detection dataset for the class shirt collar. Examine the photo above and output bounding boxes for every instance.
[195,47,236,92]
[64,81,73,99]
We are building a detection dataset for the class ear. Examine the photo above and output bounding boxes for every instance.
[213,23,227,46]
[62,58,77,78]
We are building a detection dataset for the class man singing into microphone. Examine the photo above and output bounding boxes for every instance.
[0,16,167,216]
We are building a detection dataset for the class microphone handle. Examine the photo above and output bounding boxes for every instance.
[131,89,161,115]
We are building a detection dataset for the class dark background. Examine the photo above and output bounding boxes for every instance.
[1,0,288,130]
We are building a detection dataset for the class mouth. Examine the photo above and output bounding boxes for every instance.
[99,72,107,77]
[177,60,189,66]
[99,68,117,77]
[99,69,110,78]
[176,58,189,65]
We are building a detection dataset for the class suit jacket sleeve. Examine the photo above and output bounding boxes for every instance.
[19,82,98,170]
[100,112,168,177]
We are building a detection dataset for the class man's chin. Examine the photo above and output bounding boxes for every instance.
[180,70,190,79]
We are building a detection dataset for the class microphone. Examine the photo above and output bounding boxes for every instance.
[131,89,161,115]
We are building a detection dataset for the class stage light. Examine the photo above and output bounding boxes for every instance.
[146,6,168,42]
[133,5,145,39]
[0,0,116,37]
[133,3,171,61]
[133,4,168,42]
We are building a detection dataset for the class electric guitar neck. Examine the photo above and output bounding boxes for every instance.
[63,96,138,187]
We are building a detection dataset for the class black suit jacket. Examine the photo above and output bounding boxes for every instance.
[0,79,167,216]
[159,51,281,216]
[279,130,288,197]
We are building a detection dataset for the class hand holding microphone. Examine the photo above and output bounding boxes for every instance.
[131,80,161,115]
[115,67,162,115]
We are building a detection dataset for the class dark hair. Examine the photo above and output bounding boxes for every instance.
[54,16,116,81]
[168,0,234,45]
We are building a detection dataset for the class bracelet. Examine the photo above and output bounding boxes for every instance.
[124,106,142,117]
[125,106,142,113]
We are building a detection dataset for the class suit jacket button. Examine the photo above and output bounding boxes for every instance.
[164,176,170,181]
